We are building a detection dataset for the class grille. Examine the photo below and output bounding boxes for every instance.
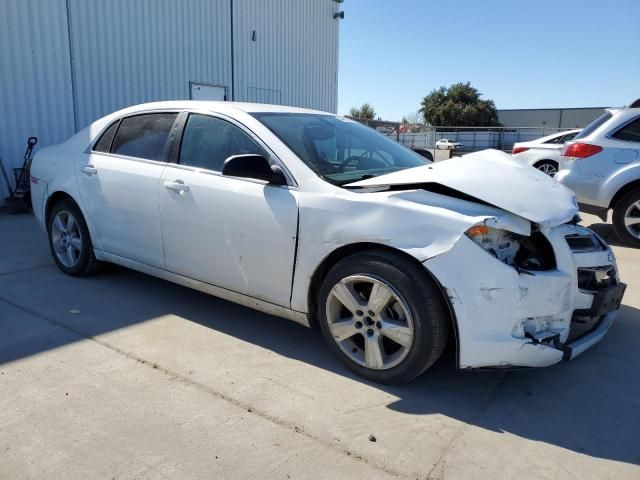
[577,266,616,291]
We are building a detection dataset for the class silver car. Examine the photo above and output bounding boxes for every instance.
[556,101,640,247]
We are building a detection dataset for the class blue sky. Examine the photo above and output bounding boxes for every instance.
[337,0,640,121]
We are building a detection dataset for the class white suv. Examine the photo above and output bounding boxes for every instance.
[556,103,640,246]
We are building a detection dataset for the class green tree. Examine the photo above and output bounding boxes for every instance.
[419,82,500,126]
[401,110,424,125]
[349,103,376,120]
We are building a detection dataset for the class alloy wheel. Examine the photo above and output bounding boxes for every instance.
[537,163,558,176]
[325,274,414,370]
[51,210,83,268]
[624,200,640,239]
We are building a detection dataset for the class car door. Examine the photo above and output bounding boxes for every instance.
[76,112,179,267]
[159,112,298,307]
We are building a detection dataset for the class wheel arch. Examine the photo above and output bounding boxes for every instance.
[306,242,460,363]
[532,159,558,167]
[609,179,640,209]
[45,191,75,224]
[44,190,101,251]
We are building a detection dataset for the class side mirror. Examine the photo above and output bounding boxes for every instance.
[221,154,288,185]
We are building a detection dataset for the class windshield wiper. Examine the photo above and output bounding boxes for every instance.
[335,174,377,186]
[342,183,390,191]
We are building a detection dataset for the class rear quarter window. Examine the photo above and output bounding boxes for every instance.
[93,120,119,153]
[574,112,612,140]
[612,117,640,143]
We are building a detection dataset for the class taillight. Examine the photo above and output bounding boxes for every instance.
[561,143,603,159]
[512,146,529,155]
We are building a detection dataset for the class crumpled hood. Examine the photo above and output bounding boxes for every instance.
[346,149,578,227]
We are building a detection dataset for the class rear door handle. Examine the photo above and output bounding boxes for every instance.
[81,165,97,175]
[163,180,190,194]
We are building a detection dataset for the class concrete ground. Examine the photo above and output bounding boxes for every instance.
[1,211,639,480]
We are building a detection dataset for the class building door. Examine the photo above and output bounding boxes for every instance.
[190,83,226,101]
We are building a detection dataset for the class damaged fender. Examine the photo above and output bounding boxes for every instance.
[289,187,531,313]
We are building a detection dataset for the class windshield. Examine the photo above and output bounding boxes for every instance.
[251,113,427,185]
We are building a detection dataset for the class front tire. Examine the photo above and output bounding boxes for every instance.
[613,190,640,247]
[47,198,99,276]
[317,250,449,384]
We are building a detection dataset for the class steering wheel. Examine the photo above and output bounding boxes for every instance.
[339,155,363,169]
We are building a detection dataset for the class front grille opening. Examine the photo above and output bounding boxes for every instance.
[577,266,616,291]
[515,231,556,271]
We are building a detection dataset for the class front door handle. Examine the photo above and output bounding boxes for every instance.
[163,180,190,194]
[81,165,97,176]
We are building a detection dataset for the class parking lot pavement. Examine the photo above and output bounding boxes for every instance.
[1,212,639,479]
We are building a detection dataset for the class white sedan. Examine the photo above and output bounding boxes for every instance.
[512,129,581,176]
[30,101,625,383]
[436,138,463,150]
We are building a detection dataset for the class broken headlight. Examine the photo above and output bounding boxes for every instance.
[466,225,556,271]
[466,226,521,266]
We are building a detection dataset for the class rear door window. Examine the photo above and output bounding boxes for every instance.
[612,117,640,143]
[111,113,178,161]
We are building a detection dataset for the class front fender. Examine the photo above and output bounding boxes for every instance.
[289,189,530,313]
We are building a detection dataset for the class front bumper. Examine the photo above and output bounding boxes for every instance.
[424,223,624,369]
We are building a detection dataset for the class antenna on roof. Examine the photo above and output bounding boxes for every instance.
[629,98,640,108]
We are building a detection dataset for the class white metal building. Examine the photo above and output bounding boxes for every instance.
[0,0,341,201]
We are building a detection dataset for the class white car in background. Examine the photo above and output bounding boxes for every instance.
[29,101,625,383]
[436,138,463,150]
[512,129,581,176]
[556,102,640,247]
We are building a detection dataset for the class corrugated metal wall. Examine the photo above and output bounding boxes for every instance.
[0,0,340,202]
[0,0,76,199]
[67,0,233,129]
[498,108,606,129]
[233,0,339,113]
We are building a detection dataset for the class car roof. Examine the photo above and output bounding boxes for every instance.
[115,100,332,117]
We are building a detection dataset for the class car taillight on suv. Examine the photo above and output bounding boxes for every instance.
[561,142,603,159]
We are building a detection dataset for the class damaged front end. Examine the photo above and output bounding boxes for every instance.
[424,220,626,370]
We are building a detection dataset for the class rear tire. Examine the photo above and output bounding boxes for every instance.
[317,250,449,384]
[533,160,559,176]
[47,198,99,276]
[613,190,640,248]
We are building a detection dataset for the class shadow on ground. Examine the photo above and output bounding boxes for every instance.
[2,259,640,468]
[584,219,630,248]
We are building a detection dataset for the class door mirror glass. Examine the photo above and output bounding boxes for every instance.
[222,154,287,185]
